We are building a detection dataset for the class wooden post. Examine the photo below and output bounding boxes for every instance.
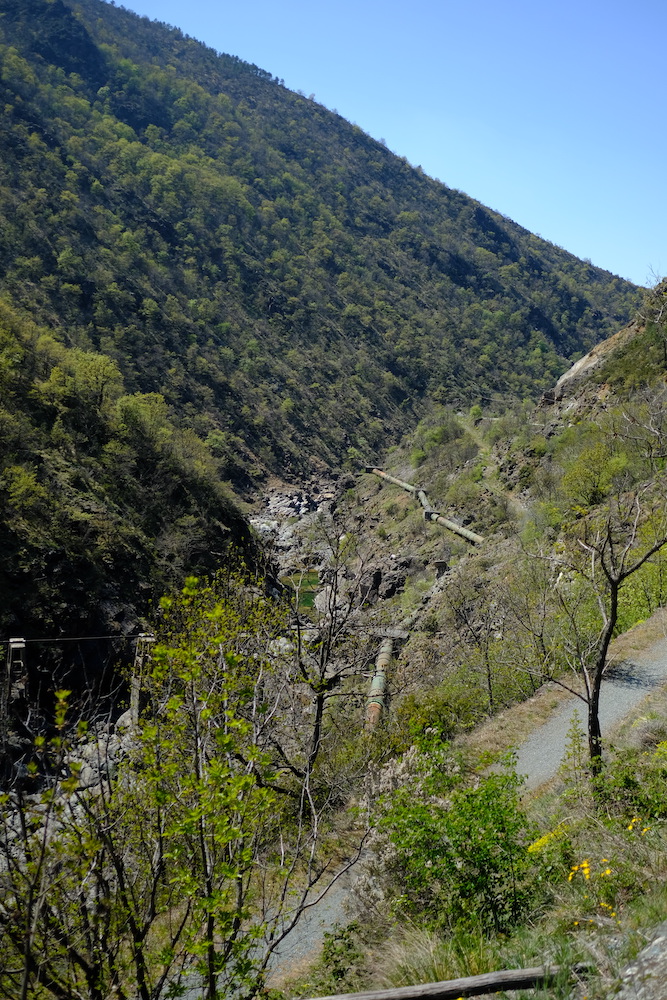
[0,643,10,778]
[1,639,26,782]
[302,963,586,1000]
[130,633,155,726]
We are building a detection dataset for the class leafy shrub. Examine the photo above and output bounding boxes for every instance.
[376,740,541,933]
[561,444,629,508]
[517,464,534,489]
[596,742,667,820]
[394,682,485,741]
[291,923,368,998]
[527,435,548,458]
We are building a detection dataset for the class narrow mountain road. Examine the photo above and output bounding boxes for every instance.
[178,874,356,996]
[266,868,357,985]
[516,619,667,790]
[268,613,667,986]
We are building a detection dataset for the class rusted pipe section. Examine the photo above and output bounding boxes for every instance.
[365,466,484,545]
[366,637,393,729]
[424,511,484,545]
[365,467,417,493]
[416,489,430,511]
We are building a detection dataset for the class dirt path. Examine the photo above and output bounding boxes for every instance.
[267,610,667,984]
[514,608,667,789]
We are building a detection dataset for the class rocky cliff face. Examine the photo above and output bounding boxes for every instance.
[548,320,642,401]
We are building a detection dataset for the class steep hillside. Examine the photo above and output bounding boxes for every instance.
[0,0,640,484]
[0,297,256,659]
[3,288,667,1000]
[313,282,667,742]
[0,0,644,655]
[546,278,667,406]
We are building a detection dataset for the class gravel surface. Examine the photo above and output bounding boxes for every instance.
[269,634,667,983]
[515,638,667,789]
[267,870,356,984]
[176,872,356,996]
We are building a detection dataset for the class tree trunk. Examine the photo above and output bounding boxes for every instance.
[588,578,618,774]
[588,691,603,775]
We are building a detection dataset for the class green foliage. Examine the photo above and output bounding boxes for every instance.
[595,741,667,820]
[560,443,629,509]
[517,462,535,489]
[594,284,667,392]
[0,298,252,642]
[528,434,548,458]
[614,551,667,632]
[377,740,540,933]
[0,0,640,494]
[441,472,508,534]
[291,923,368,998]
[0,656,276,999]
[558,712,590,805]
[143,588,280,996]
[444,475,483,512]
[406,407,479,479]
[394,681,485,742]
[1,570,375,998]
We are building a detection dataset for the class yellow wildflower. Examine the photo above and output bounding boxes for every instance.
[527,822,569,854]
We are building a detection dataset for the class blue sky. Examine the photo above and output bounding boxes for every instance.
[117,0,665,287]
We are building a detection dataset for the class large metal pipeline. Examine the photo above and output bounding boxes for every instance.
[366,637,393,728]
[365,466,484,545]
[416,489,430,511]
[424,511,484,545]
[365,467,417,493]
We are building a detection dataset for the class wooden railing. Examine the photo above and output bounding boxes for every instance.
[303,963,587,1000]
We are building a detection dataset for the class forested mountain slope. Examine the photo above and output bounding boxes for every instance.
[337,282,667,750]
[0,296,255,656]
[0,0,642,645]
[0,0,639,479]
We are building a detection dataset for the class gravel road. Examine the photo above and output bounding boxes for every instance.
[267,632,667,983]
[267,869,357,983]
[183,621,667,992]
[515,635,667,789]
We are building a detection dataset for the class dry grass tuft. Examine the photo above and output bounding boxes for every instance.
[458,681,573,759]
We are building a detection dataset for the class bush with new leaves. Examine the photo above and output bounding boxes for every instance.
[374,736,543,934]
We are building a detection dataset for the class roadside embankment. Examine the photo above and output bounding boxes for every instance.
[462,608,667,791]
